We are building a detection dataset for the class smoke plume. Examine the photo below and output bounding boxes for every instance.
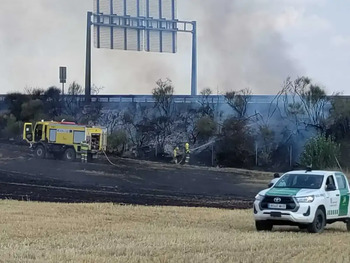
[0,0,301,95]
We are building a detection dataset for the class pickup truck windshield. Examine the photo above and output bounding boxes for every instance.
[274,174,324,189]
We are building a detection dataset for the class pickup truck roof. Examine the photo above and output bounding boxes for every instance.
[285,170,341,176]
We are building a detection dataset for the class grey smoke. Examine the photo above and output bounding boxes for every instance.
[0,0,300,95]
[182,0,300,94]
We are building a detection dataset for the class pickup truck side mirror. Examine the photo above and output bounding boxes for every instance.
[326,184,336,191]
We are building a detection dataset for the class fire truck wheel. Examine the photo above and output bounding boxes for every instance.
[35,145,46,159]
[63,148,76,161]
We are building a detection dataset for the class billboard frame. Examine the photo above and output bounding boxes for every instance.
[84,2,197,103]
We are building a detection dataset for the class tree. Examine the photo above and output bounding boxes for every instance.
[198,88,215,118]
[122,109,154,149]
[152,78,174,117]
[195,115,217,141]
[24,87,45,100]
[64,81,83,118]
[20,99,45,122]
[107,130,128,155]
[152,79,175,152]
[252,111,279,167]
[43,86,62,118]
[280,77,328,133]
[299,135,340,169]
[225,88,252,119]
[4,93,29,121]
[0,114,22,138]
[179,107,201,144]
[63,81,102,124]
[216,118,254,167]
[327,95,350,140]
[257,124,276,166]
[68,81,83,95]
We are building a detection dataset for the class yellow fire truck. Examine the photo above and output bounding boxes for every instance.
[23,120,107,161]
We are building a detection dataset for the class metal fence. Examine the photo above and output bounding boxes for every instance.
[0,94,281,104]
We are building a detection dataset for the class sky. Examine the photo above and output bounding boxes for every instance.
[0,0,349,95]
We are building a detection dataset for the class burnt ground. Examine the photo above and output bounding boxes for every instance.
[0,143,270,209]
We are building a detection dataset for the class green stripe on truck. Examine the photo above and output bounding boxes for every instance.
[266,188,301,196]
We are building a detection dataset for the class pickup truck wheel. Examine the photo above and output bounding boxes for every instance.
[307,208,325,233]
[255,221,273,231]
[63,148,76,162]
[35,145,46,159]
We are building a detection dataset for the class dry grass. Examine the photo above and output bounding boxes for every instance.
[0,201,350,263]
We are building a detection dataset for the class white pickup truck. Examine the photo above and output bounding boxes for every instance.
[253,169,350,233]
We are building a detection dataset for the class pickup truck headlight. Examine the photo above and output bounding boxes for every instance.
[296,195,314,203]
[255,194,265,201]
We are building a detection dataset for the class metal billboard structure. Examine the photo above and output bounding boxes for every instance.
[85,0,197,103]
[59,66,67,95]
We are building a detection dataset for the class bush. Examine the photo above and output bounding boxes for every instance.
[0,114,6,132]
[257,125,276,166]
[107,130,128,154]
[0,114,22,139]
[195,116,217,141]
[299,135,340,169]
[4,93,29,121]
[216,118,254,168]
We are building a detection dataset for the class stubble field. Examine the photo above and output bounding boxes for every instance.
[1,200,350,263]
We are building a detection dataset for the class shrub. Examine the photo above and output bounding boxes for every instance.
[107,130,128,154]
[299,135,340,169]
[0,114,22,139]
[216,118,254,167]
[195,116,217,141]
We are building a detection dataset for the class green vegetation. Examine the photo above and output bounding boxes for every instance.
[195,115,217,141]
[107,130,128,155]
[300,135,340,169]
[0,83,102,139]
[217,118,254,167]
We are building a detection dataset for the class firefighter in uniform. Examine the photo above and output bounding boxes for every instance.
[185,142,190,164]
[81,141,89,163]
[268,173,280,187]
[173,147,179,164]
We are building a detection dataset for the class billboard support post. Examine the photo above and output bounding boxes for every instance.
[85,11,92,104]
[191,21,197,96]
[59,66,67,95]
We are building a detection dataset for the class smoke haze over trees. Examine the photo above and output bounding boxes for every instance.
[2,0,349,95]
[2,76,350,171]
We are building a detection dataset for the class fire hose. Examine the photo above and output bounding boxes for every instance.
[102,140,218,167]
[101,149,120,167]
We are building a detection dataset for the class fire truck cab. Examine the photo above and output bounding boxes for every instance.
[23,120,107,161]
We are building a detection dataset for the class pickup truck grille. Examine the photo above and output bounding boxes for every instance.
[260,196,297,211]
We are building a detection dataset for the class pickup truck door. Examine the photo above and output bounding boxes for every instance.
[325,175,340,219]
[335,173,350,217]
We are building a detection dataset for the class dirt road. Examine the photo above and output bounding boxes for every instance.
[0,143,269,209]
